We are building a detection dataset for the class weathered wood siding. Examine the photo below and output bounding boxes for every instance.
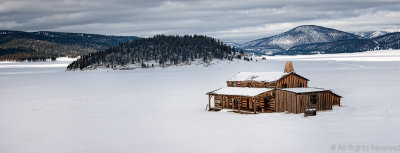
[214,95,222,108]
[211,89,340,114]
[299,91,334,111]
[227,81,267,88]
[275,90,340,114]
[332,93,341,106]
[211,90,274,111]
[275,90,298,113]
[276,73,308,88]
[254,91,275,111]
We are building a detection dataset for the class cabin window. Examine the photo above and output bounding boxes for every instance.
[248,83,252,87]
[234,99,238,105]
[297,82,303,87]
[232,82,237,87]
[310,95,317,105]
[281,84,287,88]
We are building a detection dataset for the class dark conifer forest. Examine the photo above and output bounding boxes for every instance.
[0,30,139,61]
[67,35,236,70]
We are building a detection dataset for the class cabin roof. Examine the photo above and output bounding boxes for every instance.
[227,71,309,82]
[207,87,274,97]
[227,72,288,82]
[279,87,328,93]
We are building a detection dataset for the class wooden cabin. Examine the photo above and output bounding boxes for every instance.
[207,61,342,114]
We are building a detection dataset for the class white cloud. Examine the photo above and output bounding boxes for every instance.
[0,0,400,43]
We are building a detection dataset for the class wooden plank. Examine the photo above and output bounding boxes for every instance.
[208,95,211,111]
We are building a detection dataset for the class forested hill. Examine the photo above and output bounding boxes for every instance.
[67,35,236,70]
[0,30,139,61]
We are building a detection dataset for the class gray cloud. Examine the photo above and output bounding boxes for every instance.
[1,0,400,43]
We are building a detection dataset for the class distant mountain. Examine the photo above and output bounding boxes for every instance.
[224,42,242,49]
[354,31,389,38]
[0,30,140,61]
[287,39,377,55]
[373,32,400,50]
[67,35,236,70]
[242,25,361,54]
[286,32,400,55]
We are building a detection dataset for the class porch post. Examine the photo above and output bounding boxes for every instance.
[222,96,224,109]
[232,97,235,110]
[238,96,241,112]
[208,95,211,111]
[253,98,256,114]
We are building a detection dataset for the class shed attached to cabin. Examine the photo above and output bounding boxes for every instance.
[275,88,342,114]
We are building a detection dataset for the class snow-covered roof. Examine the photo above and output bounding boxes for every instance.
[208,87,274,97]
[280,87,328,93]
[227,72,288,82]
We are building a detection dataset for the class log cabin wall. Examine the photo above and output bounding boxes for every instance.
[211,90,339,114]
[254,91,275,111]
[214,95,222,108]
[276,73,308,88]
[213,95,251,109]
[266,82,277,88]
[211,91,274,111]
[227,81,267,88]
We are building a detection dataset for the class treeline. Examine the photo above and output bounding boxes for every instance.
[67,35,236,70]
[285,39,378,55]
[0,48,56,61]
[0,30,139,61]
[282,32,400,55]
[0,30,139,50]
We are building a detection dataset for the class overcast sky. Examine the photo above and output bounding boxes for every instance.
[1,0,400,43]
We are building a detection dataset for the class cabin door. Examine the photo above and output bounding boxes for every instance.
[233,99,238,109]
[247,98,250,109]
[264,98,270,110]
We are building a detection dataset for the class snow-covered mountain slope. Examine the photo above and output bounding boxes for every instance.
[285,32,400,55]
[354,31,390,38]
[373,32,400,49]
[224,42,242,49]
[242,25,362,52]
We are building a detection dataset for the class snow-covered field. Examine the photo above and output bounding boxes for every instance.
[1,51,400,153]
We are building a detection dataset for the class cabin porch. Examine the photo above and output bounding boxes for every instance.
[207,88,275,113]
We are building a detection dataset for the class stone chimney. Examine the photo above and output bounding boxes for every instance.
[284,61,294,73]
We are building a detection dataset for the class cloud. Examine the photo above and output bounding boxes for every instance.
[1,0,400,43]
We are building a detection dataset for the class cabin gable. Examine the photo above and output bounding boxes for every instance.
[276,73,308,88]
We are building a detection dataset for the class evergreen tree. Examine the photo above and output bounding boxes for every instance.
[68,35,236,70]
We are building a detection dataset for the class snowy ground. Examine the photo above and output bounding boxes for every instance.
[1,51,400,153]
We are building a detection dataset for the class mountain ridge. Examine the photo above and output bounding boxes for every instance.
[241,25,400,55]
[285,32,400,55]
[0,30,140,61]
[241,25,362,54]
